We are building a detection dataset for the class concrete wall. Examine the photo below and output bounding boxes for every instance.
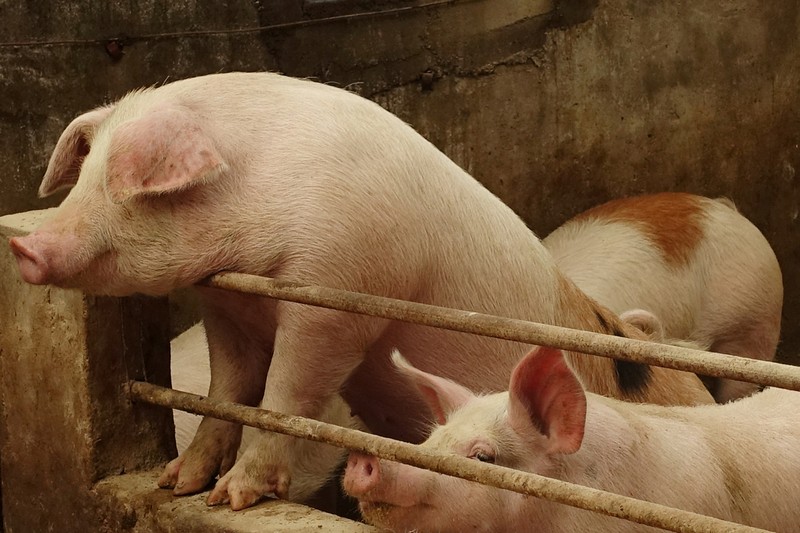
[1,0,798,361]
[382,1,800,361]
[0,212,175,532]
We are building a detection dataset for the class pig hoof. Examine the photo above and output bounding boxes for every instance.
[157,457,183,489]
[173,467,218,496]
[158,454,220,496]
[206,463,290,510]
[230,488,265,511]
[206,489,230,507]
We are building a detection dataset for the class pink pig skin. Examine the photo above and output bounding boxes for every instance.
[544,193,783,403]
[10,72,711,510]
[344,348,800,533]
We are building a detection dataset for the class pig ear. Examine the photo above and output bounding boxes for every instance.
[105,107,227,204]
[39,107,113,197]
[391,350,474,424]
[620,309,665,341]
[508,346,586,455]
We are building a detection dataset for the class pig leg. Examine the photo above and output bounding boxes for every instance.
[159,312,272,495]
[207,305,384,510]
[281,394,366,503]
[708,326,779,403]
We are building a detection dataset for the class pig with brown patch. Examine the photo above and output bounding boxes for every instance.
[344,347,800,532]
[544,193,783,402]
[8,72,711,510]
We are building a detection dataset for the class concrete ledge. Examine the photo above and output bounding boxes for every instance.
[94,470,377,532]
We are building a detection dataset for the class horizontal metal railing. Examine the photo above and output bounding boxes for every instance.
[199,272,800,391]
[128,381,768,533]
[128,271,798,533]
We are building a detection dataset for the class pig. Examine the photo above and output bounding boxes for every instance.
[544,193,783,403]
[170,322,365,503]
[8,72,712,510]
[344,347,800,533]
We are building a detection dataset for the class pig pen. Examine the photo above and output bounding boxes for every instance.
[1,209,798,533]
[2,0,799,531]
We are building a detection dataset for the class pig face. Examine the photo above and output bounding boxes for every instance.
[9,100,231,296]
[343,348,587,532]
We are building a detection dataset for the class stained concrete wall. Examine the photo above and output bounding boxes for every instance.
[1,0,798,356]
[0,1,798,530]
[0,212,175,532]
[385,1,800,361]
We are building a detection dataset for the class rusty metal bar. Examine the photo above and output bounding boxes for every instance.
[129,381,768,533]
[200,272,800,391]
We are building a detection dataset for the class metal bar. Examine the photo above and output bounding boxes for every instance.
[200,272,800,391]
[129,381,769,533]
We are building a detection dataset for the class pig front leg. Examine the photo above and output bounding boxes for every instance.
[159,313,272,495]
[207,306,382,510]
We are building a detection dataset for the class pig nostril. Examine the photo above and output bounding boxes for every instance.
[8,237,50,285]
[10,239,30,262]
[365,463,373,476]
[10,238,36,262]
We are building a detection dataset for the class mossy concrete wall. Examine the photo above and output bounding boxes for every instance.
[1,3,797,347]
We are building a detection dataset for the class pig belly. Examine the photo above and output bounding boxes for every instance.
[344,322,528,441]
[343,360,434,443]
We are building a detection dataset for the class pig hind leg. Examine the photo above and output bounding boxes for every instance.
[707,325,780,403]
[282,395,366,503]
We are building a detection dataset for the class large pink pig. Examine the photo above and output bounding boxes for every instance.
[344,347,800,532]
[8,72,711,510]
[544,193,783,402]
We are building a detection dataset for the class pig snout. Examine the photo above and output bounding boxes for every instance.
[9,232,92,286]
[343,452,382,497]
[343,452,429,510]
[9,235,51,285]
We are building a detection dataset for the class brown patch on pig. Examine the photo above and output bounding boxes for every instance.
[589,302,653,396]
[556,276,653,398]
[573,192,706,266]
[592,305,626,338]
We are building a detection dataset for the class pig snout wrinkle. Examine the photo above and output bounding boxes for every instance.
[344,452,381,497]
[9,236,49,285]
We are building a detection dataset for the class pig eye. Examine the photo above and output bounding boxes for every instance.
[471,450,495,464]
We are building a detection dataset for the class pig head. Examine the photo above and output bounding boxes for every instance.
[343,348,586,533]
[10,103,230,296]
